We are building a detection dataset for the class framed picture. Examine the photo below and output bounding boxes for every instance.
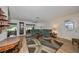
[19,22,24,35]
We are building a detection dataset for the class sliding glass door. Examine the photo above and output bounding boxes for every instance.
[7,23,17,37]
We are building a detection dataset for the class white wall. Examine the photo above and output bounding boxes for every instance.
[34,23,51,29]
[51,13,79,40]
[0,6,8,41]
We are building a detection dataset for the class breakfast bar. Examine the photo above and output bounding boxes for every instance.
[0,37,20,52]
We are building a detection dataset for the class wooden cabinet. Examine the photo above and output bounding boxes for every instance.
[72,38,79,49]
[0,8,9,33]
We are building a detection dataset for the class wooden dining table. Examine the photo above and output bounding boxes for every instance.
[0,37,20,52]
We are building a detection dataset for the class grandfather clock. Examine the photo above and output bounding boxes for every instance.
[0,8,9,33]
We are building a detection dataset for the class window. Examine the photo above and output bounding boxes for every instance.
[19,22,24,35]
[65,20,74,31]
[7,23,17,37]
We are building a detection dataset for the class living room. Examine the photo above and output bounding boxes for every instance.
[0,6,79,53]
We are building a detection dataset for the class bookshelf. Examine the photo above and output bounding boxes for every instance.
[0,8,9,33]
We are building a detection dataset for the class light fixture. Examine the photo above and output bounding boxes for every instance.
[52,24,58,34]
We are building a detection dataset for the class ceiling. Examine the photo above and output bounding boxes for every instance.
[9,6,79,23]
